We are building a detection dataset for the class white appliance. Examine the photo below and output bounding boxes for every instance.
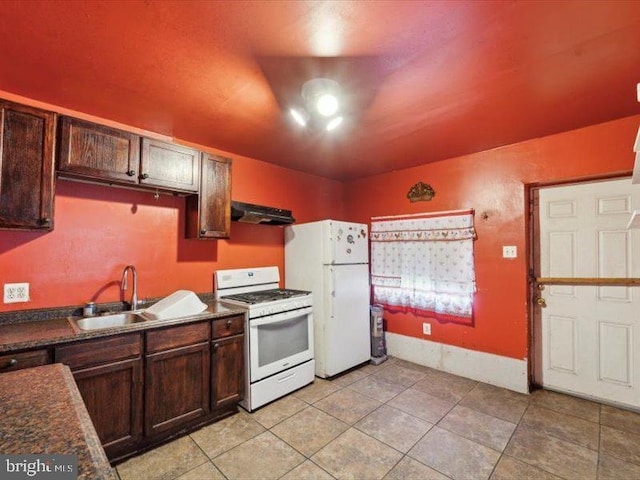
[214,266,314,411]
[285,220,371,378]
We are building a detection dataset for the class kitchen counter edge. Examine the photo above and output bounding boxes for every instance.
[0,301,246,354]
[0,363,118,480]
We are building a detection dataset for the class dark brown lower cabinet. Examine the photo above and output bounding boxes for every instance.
[51,317,243,463]
[73,358,143,459]
[55,334,144,460]
[145,342,210,437]
[211,334,244,409]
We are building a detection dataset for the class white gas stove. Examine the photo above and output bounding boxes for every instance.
[214,266,315,411]
[217,287,312,319]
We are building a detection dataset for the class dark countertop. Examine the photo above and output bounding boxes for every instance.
[0,301,246,354]
[0,363,117,480]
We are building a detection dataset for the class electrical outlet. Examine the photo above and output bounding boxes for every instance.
[4,283,30,303]
[423,323,431,335]
[502,246,517,258]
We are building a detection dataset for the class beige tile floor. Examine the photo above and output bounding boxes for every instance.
[116,357,640,480]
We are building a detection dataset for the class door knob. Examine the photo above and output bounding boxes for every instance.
[536,297,547,308]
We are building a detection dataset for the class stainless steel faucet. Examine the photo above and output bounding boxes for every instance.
[121,265,138,311]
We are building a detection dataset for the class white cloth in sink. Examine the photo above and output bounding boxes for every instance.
[141,290,207,321]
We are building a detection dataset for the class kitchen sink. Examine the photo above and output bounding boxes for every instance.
[69,311,147,331]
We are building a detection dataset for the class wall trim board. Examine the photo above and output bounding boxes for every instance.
[386,332,529,394]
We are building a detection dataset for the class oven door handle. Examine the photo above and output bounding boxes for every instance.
[250,307,313,326]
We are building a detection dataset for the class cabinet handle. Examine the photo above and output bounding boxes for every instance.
[212,343,219,351]
[200,229,207,235]
[226,320,232,328]
[1,358,18,370]
[127,170,136,176]
[39,217,51,226]
[141,173,149,179]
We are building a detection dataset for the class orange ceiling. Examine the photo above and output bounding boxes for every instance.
[1,0,639,180]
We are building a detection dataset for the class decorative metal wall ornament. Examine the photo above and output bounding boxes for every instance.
[407,182,436,202]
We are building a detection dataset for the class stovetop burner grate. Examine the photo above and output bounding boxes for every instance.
[221,288,310,305]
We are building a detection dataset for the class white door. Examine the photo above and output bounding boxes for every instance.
[537,178,640,409]
[323,221,369,265]
[323,264,371,376]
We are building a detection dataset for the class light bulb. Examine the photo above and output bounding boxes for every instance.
[316,94,338,117]
[290,108,307,126]
[326,116,343,131]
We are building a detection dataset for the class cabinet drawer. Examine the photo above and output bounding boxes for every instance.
[146,322,210,354]
[212,315,244,339]
[0,349,51,373]
[56,334,141,370]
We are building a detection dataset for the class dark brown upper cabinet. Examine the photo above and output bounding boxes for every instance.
[140,138,199,193]
[0,102,56,230]
[186,153,232,239]
[58,116,141,185]
[58,117,200,194]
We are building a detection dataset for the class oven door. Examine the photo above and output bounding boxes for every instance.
[249,306,313,382]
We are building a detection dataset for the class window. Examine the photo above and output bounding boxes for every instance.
[370,209,476,325]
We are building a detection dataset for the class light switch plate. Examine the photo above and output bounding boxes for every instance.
[503,246,517,258]
[422,323,431,335]
[4,283,30,303]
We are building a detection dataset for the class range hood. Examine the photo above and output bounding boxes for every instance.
[231,201,295,225]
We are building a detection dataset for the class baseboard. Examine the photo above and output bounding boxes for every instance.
[386,332,529,394]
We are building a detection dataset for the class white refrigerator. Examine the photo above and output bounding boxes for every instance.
[285,220,371,378]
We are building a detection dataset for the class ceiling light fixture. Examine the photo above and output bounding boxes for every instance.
[316,93,338,117]
[302,78,341,116]
[290,78,343,131]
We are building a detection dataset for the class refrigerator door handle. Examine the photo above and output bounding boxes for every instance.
[331,268,336,296]
[330,267,335,318]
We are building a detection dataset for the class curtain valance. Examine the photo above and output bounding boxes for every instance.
[371,209,477,325]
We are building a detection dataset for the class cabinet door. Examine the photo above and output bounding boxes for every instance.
[140,138,199,192]
[186,153,231,239]
[0,102,55,230]
[145,342,210,437]
[57,116,140,184]
[73,357,143,459]
[211,334,244,409]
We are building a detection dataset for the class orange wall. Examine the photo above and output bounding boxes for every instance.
[344,115,639,360]
[0,96,345,312]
